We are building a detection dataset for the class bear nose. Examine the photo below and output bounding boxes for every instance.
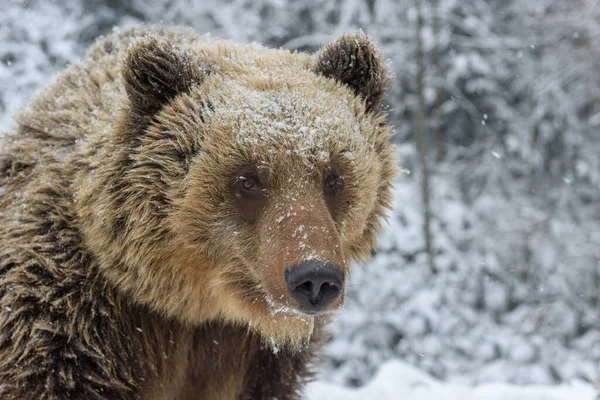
[285,261,344,313]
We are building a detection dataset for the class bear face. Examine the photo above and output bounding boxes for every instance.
[77,32,395,348]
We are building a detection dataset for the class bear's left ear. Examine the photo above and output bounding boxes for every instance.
[122,36,205,118]
[312,32,391,112]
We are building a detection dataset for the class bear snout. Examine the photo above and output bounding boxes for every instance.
[284,261,344,314]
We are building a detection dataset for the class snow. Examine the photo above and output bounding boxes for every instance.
[305,360,597,400]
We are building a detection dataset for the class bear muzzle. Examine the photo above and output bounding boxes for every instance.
[284,261,344,314]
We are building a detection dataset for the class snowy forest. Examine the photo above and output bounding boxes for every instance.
[0,0,599,396]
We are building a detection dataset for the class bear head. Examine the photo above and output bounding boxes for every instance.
[78,31,396,348]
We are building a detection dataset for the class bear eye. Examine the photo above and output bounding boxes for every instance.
[242,179,257,191]
[236,175,264,198]
[324,173,343,195]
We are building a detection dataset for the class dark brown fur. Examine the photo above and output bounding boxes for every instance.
[312,32,392,112]
[0,25,395,399]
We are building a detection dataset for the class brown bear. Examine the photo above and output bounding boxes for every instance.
[0,25,395,399]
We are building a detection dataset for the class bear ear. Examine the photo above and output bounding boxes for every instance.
[312,32,391,112]
[122,36,203,117]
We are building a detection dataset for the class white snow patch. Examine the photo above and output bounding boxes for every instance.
[305,360,597,400]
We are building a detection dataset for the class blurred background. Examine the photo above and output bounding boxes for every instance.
[1,0,599,390]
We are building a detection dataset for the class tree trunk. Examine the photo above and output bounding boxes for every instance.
[432,0,445,162]
[414,0,436,275]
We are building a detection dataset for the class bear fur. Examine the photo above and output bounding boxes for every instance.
[0,26,395,399]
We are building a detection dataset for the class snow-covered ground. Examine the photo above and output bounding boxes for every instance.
[306,361,597,400]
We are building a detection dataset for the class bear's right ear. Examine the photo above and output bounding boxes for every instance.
[122,36,203,117]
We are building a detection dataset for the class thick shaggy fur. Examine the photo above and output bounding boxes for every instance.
[0,26,395,399]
